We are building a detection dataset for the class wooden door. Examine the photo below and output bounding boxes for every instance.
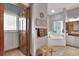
[19,8,31,56]
[0,3,4,56]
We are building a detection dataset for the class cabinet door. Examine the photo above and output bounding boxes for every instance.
[67,36,75,46]
[75,37,79,47]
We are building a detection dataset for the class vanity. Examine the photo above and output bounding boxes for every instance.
[66,20,79,47]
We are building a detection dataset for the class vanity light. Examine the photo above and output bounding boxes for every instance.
[51,10,55,13]
[68,18,75,22]
[68,17,79,22]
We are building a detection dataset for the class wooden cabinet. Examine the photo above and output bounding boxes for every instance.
[66,22,73,33]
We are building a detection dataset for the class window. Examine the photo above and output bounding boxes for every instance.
[4,11,17,30]
[53,21,64,35]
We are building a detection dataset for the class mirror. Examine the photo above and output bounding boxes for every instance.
[66,21,79,36]
[73,22,79,30]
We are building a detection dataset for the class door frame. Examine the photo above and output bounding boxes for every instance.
[0,3,4,56]
[17,4,32,56]
[26,7,32,56]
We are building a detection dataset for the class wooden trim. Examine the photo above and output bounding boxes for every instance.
[66,44,79,49]
[68,33,79,36]
[0,3,4,56]
[29,6,32,56]
[26,7,31,56]
[18,4,31,56]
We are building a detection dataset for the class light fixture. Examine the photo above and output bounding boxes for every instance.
[51,10,55,13]
[68,17,79,22]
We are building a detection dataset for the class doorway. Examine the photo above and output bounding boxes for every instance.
[0,3,31,56]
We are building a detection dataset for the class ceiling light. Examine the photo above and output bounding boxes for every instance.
[51,10,55,13]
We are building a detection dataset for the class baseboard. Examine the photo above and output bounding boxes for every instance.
[66,44,79,49]
[49,45,66,47]
[5,47,19,52]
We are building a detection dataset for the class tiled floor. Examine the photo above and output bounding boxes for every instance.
[4,46,79,56]
[4,49,25,56]
[64,46,79,56]
[48,46,79,56]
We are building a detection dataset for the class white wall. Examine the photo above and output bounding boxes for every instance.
[67,7,79,18]
[4,4,19,51]
[35,3,48,49]
[36,36,48,49]
[4,31,19,51]
[4,12,19,51]
[31,3,48,56]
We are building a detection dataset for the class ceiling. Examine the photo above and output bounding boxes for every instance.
[48,3,79,15]
[12,3,30,7]
[22,3,30,7]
